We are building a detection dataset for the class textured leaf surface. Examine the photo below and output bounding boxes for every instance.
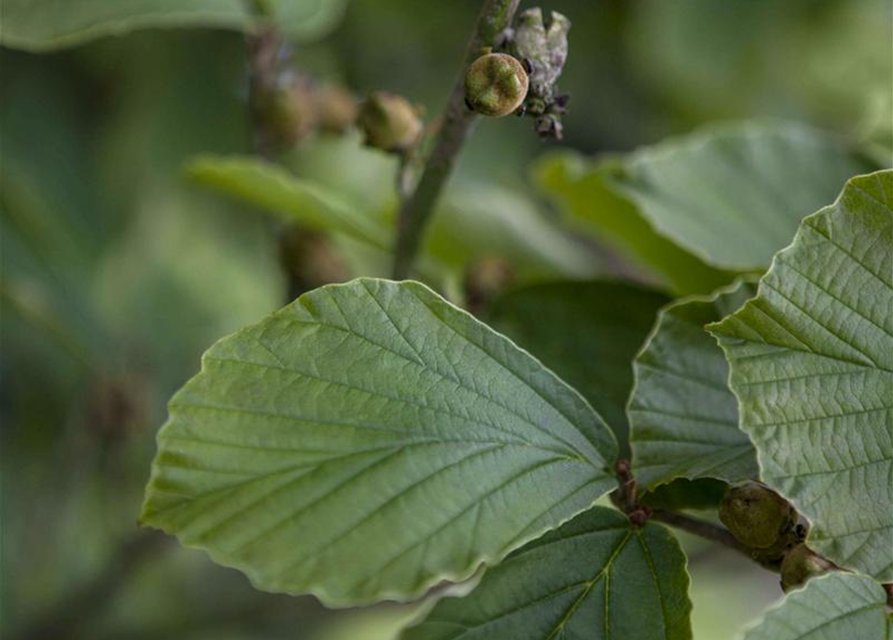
[141,279,618,605]
[489,281,669,457]
[402,507,692,640]
[613,121,874,271]
[710,170,893,580]
[534,153,731,296]
[630,280,759,489]
[742,573,891,640]
[0,0,346,51]
[187,155,390,249]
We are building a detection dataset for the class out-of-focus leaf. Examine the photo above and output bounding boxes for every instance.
[190,153,604,284]
[488,280,669,457]
[534,152,733,296]
[141,279,618,606]
[402,507,692,640]
[0,0,348,51]
[742,573,891,640]
[611,121,875,272]
[426,185,605,281]
[186,155,390,250]
[536,122,875,294]
[629,279,759,490]
[710,170,893,580]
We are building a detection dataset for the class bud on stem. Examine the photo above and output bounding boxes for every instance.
[464,52,529,117]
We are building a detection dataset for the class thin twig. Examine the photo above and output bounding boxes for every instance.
[391,0,521,279]
[649,509,758,561]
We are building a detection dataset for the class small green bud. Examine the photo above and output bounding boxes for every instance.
[262,78,317,148]
[719,482,797,550]
[780,544,835,591]
[464,52,529,117]
[313,84,359,135]
[357,91,423,152]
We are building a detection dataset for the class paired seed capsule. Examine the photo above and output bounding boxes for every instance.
[464,52,529,117]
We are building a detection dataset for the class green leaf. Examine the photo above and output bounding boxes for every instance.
[186,155,390,250]
[742,573,892,640]
[639,478,728,511]
[488,280,670,457]
[426,185,605,281]
[141,278,618,605]
[401,507,692,640]
[709,170,893,580]
[0,0,347,51]
[630,279,759,489]
[611,121,875,272]
[534,152,732,296]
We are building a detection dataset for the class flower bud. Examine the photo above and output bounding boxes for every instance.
[313,84,359,135]
[719,482,797,550]
[780,544,835,591]
[262,78,317,147]
[357,91,423,152]
[464,52,529,117]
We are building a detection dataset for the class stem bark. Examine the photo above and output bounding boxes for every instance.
[391,0,521,279]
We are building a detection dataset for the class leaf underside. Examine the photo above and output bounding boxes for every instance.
[710,170,893,580]
[402,507,692,640]
[141,278,618,605]
[630,279,759,489]
[742,572,892,640]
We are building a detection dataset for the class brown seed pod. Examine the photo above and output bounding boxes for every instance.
[464,52,529,117]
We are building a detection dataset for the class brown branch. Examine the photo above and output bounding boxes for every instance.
[649,509,764,562]
[391,0,521,279]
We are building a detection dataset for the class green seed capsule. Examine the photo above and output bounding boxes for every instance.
[464,52,529,117]
[357,91,423,152]
[719,482,797,550]
[780,544,835,591]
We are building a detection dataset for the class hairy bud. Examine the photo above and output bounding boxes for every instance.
[780,544,835,591]
[263,78,317,147]
[719,482,797,551]
[314,84,359,135]
[464,52,529,117]
[357,92,423,152]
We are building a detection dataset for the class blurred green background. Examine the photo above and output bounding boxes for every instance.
[1,0,890,638]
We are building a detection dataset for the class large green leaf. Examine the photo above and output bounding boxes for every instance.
[535,123,875,294]
[186,155,390,250]
[534,152,732,296]
[742,573,892,640]
[630,280,759,489]
[402,507,692,640]
[612,121,875,272]
[141,279,618,605]
[709,170,893,580]
[0,0,347,51]
[488,281,669,458]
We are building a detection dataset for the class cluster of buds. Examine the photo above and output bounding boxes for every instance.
[462,8,571,139]
[258,75,359,150]
[506,8,572,139]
